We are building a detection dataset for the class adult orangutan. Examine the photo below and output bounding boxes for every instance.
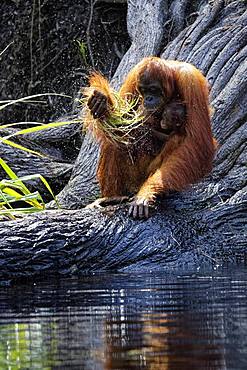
[84,57,217,219]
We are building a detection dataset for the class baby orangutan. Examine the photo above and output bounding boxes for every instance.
[85,57,216,219]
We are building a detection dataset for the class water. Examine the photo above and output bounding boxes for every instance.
[0,266,247,369]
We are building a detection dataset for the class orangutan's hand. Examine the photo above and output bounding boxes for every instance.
[128,196,154,219]
[87,90,108,119]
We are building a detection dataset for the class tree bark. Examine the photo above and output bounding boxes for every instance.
[0,0,246,279]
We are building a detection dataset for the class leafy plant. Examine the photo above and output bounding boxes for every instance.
[75,39,88,65]
[0,158,58,219]
[0,58,82,217]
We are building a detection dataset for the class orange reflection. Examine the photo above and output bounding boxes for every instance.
[103,312,225,370]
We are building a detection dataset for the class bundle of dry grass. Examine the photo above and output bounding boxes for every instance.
[81,89,144,145]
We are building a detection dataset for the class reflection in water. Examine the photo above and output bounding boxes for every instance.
[0,267,247,369]
[104,312,225,369]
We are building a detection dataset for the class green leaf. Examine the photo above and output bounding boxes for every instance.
[0,158,19,180]
[0,188,13,210]
[0,121,46,130]
[0,158,32,196]
[0,206,44,215]
[3,119,80,138]
[0,137,44,157]
[7,174,59,207]
[0,93,72,111]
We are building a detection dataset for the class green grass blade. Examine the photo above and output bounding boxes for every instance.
[0,158,32,196]
[0,180,30,192]
[0,122,46,130]
[0,93,72,111]
[1,186,26,200]
[0,188,13,209]
[3,119,80,138]
[0,158,19,180]
[0,191,43,204]
[0,171,58,208]
[10,174,59,208]
[0,187,43,207]
[0,137,44,157]
[0,207,44,215]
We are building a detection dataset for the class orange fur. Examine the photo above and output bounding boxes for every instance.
[83,72,116,141]
[85,57,217,202]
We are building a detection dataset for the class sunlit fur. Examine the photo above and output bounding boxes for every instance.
[83,72,116,141]
[85,57,217,201]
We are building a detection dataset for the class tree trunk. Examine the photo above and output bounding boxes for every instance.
[0,0,246,279]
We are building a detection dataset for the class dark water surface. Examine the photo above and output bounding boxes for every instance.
[0,267,247,369]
